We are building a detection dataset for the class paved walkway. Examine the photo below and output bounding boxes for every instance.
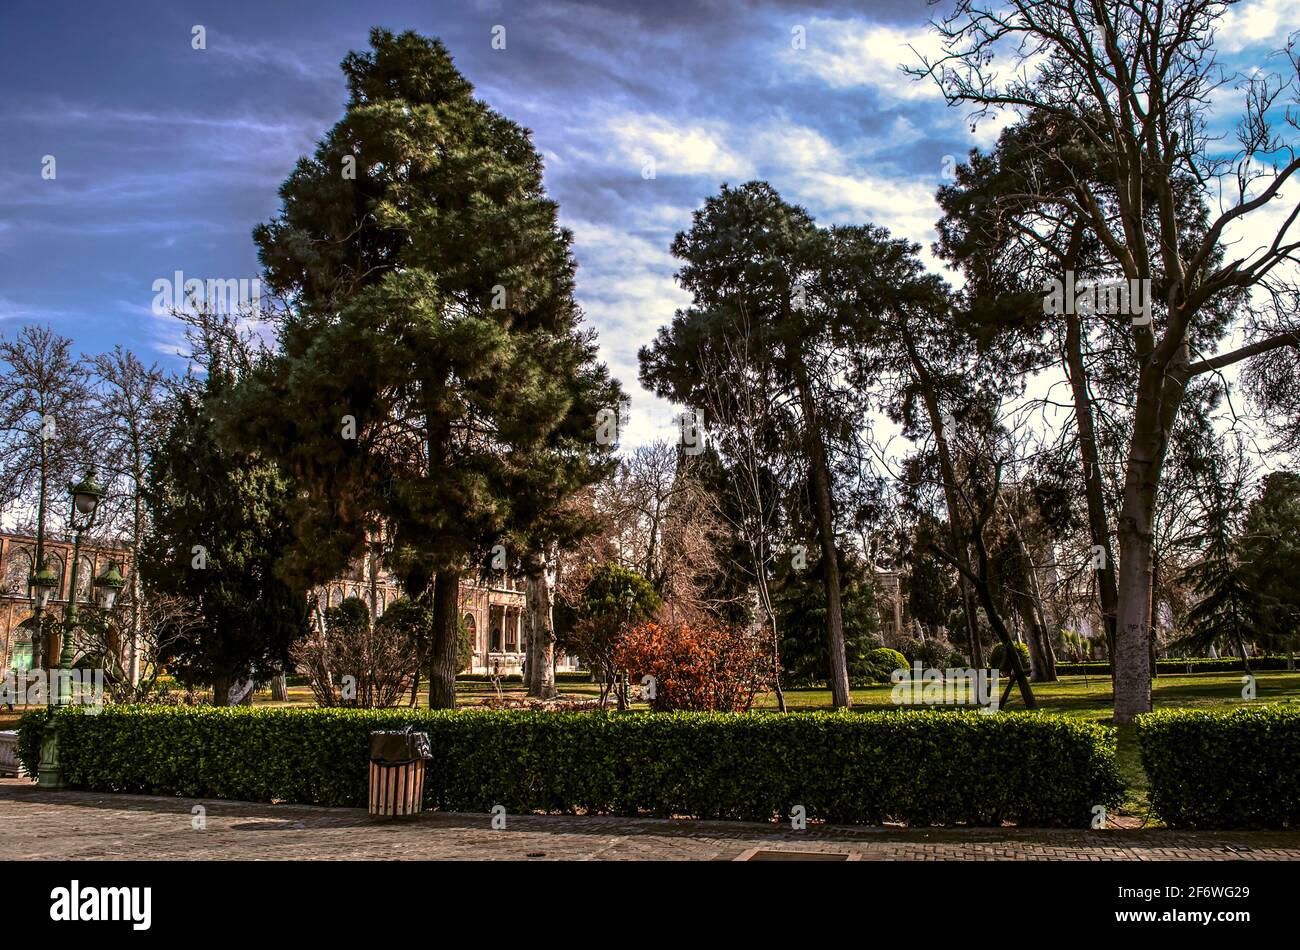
[4,778,1299,860]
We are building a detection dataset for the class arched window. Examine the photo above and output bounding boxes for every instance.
[463,613,478,661]
[491,624,502,653]
[4,547,32,595]
[46,554,66,600]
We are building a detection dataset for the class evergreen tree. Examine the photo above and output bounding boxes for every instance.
[1175,438,1262,666]
[1240,471,1300,665]
[639,182,861,707]
[236,29,620,707]
[775,550,881,687]
[143,369,308,703]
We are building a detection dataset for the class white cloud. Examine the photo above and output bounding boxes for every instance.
[750,121,844,171]
[782,17,944,99]
[567,216,695,448]
[793,169,940,246]
[969,109,1018,149]
[605,113,755,179]
[0,297,70,324]
[1216,0,1299,54]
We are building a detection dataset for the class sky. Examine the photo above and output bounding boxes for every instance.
[2,0,1297,448]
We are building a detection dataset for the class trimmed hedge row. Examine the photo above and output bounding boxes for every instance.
[18,705,1121,827]
[1055,656,1296,676]
[1136,706,1300,829]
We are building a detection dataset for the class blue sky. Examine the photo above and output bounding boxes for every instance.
[2,0,1295,446]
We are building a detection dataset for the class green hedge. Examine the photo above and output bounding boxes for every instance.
[1056,656,1296,676]
[19,705,1122,827]
[1136,706,1300,829]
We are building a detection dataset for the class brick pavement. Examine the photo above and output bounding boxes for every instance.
[3,778,1299,860]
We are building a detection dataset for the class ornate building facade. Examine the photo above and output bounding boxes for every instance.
[314,550,577,675]
[0,532,573,677]
[0,532,129,672]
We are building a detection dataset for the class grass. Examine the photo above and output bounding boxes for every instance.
[752,670,1300,718]
[6,669,1295,722]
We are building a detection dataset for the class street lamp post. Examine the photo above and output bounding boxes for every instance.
[56,470,106,706]
[28,561,58,708]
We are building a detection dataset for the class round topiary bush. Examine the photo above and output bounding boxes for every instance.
[906,637,959,670]
[866,647,909,682]
[989,641,1031,672]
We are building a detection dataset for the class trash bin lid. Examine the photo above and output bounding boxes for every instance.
[370,727,433,763]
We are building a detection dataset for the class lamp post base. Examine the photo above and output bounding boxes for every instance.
[36,720,64,789]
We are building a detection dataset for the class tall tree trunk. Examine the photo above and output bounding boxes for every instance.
[1113,336,1190,723]
[933,537,1037,708]
[904,330,1034,708]
[1115,496,1156,723]
[901,333,986,669]
[211,672,231,707]
[954,546,984,669]
[783,347,850,707]
[791,361,850,708]
[1065,312,1120,669]
[368,531,381,627]
[1009,587,1054,682]
[1012,527,1057,681]
[762,591,787,713]
[525,559,556,700]
[1149,544,1161,680]
[1114,402,1164,724]
[427,569,460,709]
[33,429,48,672]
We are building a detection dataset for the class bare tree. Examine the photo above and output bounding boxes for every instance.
[293,596,418,708]
[697,314,800,711]
[86,346,171,687]
[0,325,94,670]
[914,0,1300,720]
[77,593,202,704]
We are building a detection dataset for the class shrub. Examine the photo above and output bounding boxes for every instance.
[18,705,1123,827]
[989,641,1031,673]
[864,647,909,683]
[614,620,772,711]
[896,636,959,670]
[1136,706,1300,829]
[293,596,419,708]
[560,563,660,707]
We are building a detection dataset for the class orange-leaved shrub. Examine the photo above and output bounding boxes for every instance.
[614,620,772,712]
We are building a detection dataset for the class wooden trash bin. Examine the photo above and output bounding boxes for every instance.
[368,728,433,819]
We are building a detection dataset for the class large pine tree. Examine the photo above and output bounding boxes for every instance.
[236,29,619,707]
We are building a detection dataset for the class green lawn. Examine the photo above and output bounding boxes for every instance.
[7,670,1295,722]
[753,669,1300,719]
